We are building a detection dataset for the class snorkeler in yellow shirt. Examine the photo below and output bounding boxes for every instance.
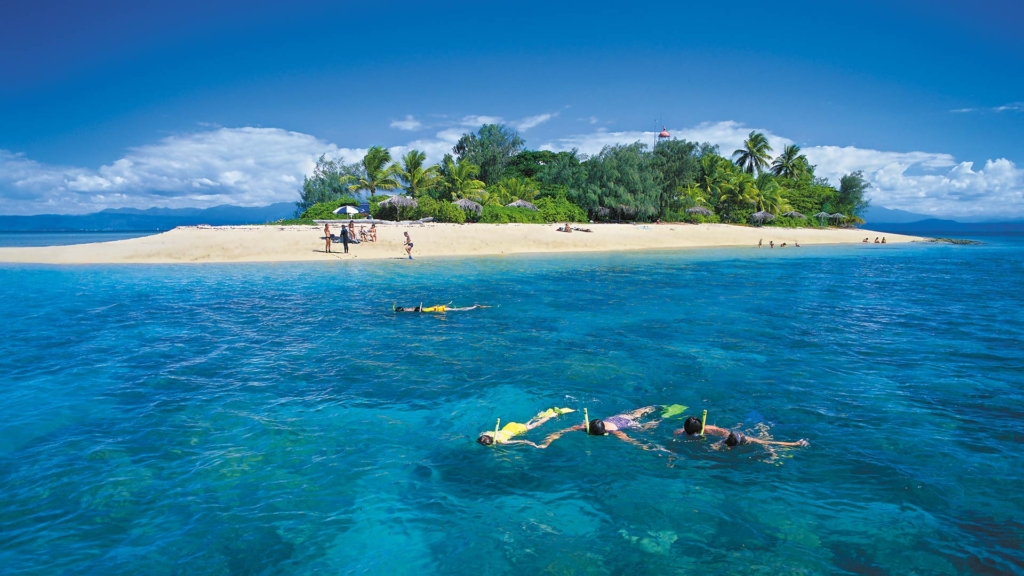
[393,303,490,313]
[477,407,575,447]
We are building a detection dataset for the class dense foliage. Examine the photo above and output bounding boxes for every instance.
[299,197,360,220]
[296,125,870,226]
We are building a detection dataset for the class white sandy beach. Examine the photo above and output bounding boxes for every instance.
[0,223,919,264]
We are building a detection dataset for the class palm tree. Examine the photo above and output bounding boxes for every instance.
[753,173,791,214]
[493,177,539,204]
[719,173,759,209]
[696,155,728,199]
[770,144,805,178]
[392,150,439,197]
[442,157,486,201]
[733,131,774,175]
[347,146,399,196]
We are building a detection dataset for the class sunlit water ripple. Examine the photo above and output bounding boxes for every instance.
[1,239,1022,575]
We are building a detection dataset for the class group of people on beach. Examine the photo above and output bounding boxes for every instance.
[863,237,887,243]
[324,221,378,254]
[758,239,800,249]
[478,406,808,456]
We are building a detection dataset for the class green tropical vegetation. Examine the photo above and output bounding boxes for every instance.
[294,124,870,226]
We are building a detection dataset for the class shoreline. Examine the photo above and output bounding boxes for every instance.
[0,223,921,265]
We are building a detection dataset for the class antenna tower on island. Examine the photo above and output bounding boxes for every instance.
[656,120,670,148]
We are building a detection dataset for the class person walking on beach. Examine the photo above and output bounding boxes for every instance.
[404,231,414,259]
[339,223,350,254]
[758,239,762,248]
[324,223,332,253]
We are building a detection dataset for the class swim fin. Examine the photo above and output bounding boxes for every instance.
[537,407,576,419]
[660,404,688,419]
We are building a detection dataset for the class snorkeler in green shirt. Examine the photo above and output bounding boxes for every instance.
[477,407,575,447]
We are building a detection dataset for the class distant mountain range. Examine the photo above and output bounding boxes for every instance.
[861,205,1024,235]
[0,203,296,231]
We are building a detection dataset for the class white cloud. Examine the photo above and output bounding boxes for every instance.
[540,121,1023,218]
[0,128,365,215]
[459,115,504,127]
[949,102,1023,114]
[3,119,1021,219]
[513,113,556,131]
[389,115,423,131]
[995,102,1024,112]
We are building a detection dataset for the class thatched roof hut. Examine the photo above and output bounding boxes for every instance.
[751,210,775,223]
[506,199,538,211]
[379,195,418,208]
[686,207,713,216]
[813,211,830,219]
[453,198,483,215]
[781,211,806,219]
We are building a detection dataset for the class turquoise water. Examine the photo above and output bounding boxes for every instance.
[0,231,158,247]
[1,241,1023,575]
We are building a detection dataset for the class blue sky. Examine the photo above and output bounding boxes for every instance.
[1,0,1022,217]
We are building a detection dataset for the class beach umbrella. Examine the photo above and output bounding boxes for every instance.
[830,213,846,219]
[506,199,538,211]
[379,195,418,221]
[332,205,360,215]
[813,211,830,219]
[595,207,611,220]
[751,210,775,224]
[686,207,713,216]
[453,198,483,216]
[781,211,806,219]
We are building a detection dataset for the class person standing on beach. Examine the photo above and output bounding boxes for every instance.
[324,223,332,253]
[758,239,762,248]
[769,240,774,249]
[404,231,414,259]
[340,223,350,254]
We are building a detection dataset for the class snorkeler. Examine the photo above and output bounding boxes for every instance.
[393,303,490,313]
[536,406,668,451]
[674,415,808,448]
[477,407,575,446]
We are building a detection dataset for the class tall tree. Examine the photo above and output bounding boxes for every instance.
[441,156,487,201]
[837,171,871,217]
[453,124,525,184]
[582,143,662,221]
[347,146,399,196]
[491,177,539,204]
[392,150,438,197]
[770,144,806,178]
[733,131,774,175]
[295,154,360,215]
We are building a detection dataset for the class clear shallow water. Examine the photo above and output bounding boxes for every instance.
[0,231,158,247]
[1,241,1022,575]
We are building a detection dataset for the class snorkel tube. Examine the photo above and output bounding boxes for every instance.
[583,408,589,435]
[700,409,707,437]
[492,418,500,447]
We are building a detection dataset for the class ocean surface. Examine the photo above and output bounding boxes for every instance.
[1,239,1022,575]
[0,231,158,247]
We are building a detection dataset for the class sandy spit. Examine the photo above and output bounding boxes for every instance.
[0,223,919,264]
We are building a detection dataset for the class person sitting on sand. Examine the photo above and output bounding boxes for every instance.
[674,416,808,448]
[559,223,572,233]
[477,407,575,446]
[874,237,880,243]
[359,225,368,242]
[795,241,800,247]
[324,223,332,253]
[369,224,377,242]
[780,242,787,247]
[881,237,886,244]
[863,237,869,243]
[536,406,667,451]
